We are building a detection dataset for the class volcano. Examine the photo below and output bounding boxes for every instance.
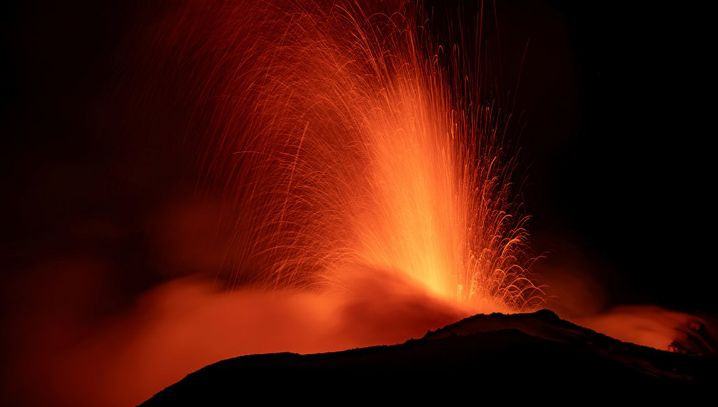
[143,310,716,403]
[5,1,717,405]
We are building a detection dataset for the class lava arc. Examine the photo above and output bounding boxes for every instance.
[207,0,542,313]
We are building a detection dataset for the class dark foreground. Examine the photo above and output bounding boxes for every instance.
[143,310,716,404]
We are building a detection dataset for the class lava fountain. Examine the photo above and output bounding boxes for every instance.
[206,0,542,313]
[2,2,549,405]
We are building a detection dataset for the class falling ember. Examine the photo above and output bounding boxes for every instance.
[207,0,543,313]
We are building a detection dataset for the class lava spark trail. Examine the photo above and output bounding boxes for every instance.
[199,0,543,312]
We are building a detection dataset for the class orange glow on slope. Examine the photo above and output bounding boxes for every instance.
[11,273,463,406]
[575,306,712,352]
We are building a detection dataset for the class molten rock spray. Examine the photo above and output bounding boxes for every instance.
[6,1,553,405]
[207,0,543,312]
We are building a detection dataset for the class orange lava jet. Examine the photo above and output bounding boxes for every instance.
[6,1,549,405]
[207,0,542,313]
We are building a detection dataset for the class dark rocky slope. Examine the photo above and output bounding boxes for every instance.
[143,310,716,404]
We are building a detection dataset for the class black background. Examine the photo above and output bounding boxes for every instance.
[2,1,715,313]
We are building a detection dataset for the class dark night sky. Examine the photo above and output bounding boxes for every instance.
[528,1,715,311]
[2,0,715,314]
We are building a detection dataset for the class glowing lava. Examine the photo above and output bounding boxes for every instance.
[210,0,542,313]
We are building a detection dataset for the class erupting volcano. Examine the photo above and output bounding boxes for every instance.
[3,0,716,405]
[208,0,541,313]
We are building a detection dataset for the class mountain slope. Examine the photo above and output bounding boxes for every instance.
[143,310,716,404]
